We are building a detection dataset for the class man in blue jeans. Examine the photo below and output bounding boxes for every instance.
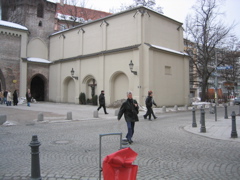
[3,90,8,104]
[26,89,32,107]
[118,91,139,144]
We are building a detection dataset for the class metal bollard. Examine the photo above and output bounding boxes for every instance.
[224,105,228,119]
[231,111,238,138]
[200,107,206,133]
[93,110,98,118]
[192,107,197,127]
[214,104,217,121]
[66,112,72,120]
[37,113,44,122]
[238,105,240,116]
[29,135,42,180]
[209,104,214,114]
[162,106,166,113]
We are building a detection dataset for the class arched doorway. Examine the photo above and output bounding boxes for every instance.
[63,77,75,103]
[110,72,129,103]
[82,75,97,101]
[31,75,45,101]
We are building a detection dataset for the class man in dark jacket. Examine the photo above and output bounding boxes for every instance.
[118,91,139,144]
[97,90,108,114]
[3,90,8,104]
[26,88,32,107]
[143,90,157,120]
[13,90,18,106]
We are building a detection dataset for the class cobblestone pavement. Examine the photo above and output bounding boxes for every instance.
[0,103,240,180]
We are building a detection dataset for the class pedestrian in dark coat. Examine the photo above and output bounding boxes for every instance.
[26,89,32,107]
[97,90,108,114]
[143,90,157,120]
[3,90,8,104]
[13,90,18,106]
[118,91,139,144]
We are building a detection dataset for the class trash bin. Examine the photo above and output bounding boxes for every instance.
[102,147,138,180]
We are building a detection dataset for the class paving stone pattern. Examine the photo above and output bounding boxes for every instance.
[0,103,240,180]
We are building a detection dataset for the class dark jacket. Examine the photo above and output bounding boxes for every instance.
[3,91,8,98]
[13,91,18,103]
[26,92,31,102]
[145,96,157,108]
[118,99,139,122]
[99,93,105,105]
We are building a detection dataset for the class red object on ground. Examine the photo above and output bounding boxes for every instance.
[102,147,138,180]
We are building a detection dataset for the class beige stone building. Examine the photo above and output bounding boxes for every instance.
[1,3,189,106]
[49,7,189,106]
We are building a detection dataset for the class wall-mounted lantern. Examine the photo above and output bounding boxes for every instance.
[71,68,78,80]
[129,60,137,75]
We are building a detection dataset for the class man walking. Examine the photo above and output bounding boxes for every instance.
[97,90,108,114]
[26,89,32,107]
[118,91,139,144]
[3,90,8,104]
[143,90,157,120]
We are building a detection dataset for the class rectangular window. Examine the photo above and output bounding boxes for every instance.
[165,66,171,75]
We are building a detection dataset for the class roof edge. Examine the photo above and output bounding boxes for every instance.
[52,44,141,63]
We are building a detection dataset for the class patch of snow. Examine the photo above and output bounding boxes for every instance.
[56,13,87,23]
[150,44,188,56]
[192,102,211,105]
[3,121,16,126]
[18,97,26,104]
[0,20,28,31]
[27,57,51,64]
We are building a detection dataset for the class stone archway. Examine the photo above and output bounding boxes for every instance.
[82,75,97,100]
[63,77,75,103]
[110,72,129,103]
[31,75,45,101]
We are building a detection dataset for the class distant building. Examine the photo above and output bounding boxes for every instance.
[55,3,112,31]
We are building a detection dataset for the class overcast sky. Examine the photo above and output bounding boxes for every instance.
[50,0,240,39]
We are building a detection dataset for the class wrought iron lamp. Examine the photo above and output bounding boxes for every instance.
[71,68,78,80]
[129,60,137,75]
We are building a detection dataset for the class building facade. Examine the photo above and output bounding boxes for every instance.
[0,0,111,101]
[49,7,189,106]
[0,1,189,106]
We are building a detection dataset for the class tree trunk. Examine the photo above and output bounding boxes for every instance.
[201,79,208,102]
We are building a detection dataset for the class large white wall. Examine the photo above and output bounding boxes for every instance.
[48,7,189,106]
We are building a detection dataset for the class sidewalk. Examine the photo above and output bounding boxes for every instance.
[154,104,240,143]
[1,102,240,143]
[184,116,240,143]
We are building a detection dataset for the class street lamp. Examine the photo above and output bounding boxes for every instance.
[129,60,137,75]
[71,68,78,80]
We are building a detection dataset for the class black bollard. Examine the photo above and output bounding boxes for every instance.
[192,107,197,127]
[231,111,238,138]
[200,107,206,133]
[29,135,42,180]
[224,104,228,119]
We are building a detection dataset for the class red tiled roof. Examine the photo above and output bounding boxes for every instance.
[56,3,112,21]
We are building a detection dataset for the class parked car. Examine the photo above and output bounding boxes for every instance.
[234,97,240,105]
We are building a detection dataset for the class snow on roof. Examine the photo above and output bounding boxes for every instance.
[56,13,88,23]
[47,0,56,3]
[27,57,51,64]
[0,20,28,31]
[147,44,188,56]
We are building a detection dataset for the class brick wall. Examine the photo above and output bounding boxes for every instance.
[0,33,21,92]
[27,63,49,100]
